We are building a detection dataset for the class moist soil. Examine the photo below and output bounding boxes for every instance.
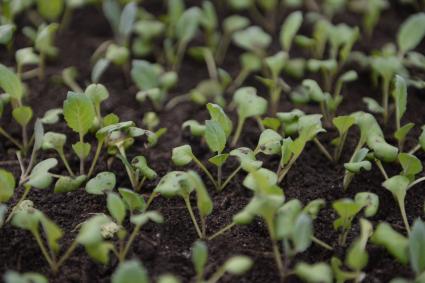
[1,1,424,282]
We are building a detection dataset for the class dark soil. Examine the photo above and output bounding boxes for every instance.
[1,1,424,283]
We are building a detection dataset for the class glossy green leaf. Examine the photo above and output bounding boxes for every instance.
[12,106,33,127]
[63,92,95,135]
[85,172,116,195]
[205,120,226,153]
[172,145,193,166]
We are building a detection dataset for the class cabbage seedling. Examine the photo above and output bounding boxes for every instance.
[191,240,253,283]
[232,25,271,58]
[392,75,414,151]
[227,52,262,92]
[332,192,379,245]
[63,91,95,175]
[332,115,356,162]
[96,121,158,191]
[131,60,177,110]
[231,87,267,146]
[343,112,398,190]
[154,171,212,239]
[349,0,389,37]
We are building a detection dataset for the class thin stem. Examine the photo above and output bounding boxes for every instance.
[382,78,390,125]
[208,222,236,241]
[343,138,364,190]
[33,230,56,271]
[118,147,137,189]
[204,50,218,81]
[407,176,425,190]
[334,132,347,162]
[374,159,388,180]
[206,266,226,283]
[120,225,142,262]
[0,127,23,149]
[87,140,104,178]
[314,138,333,162]
[5,185,32,223]
[220,165,242,191]
[408,144,421,155]
[79,133,85,175]
[278,157,296,183]
[215,33,230,64]
[231,117,245,147]
[217,166,222,189]
[135,176,146,192]
[58,148,74,177]
[39,52,46,80]
[266,220,285,279]
[184,197,203,239]
[192,155,218,189]
[55,240,78,270]
[173,40,188,72]
[311,236,333,250]
[398,198,411,235]
[144,192,158,212]
[227,69,249,93]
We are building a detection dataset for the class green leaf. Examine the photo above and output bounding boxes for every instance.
[63,91,95,136]
[86,241,114,264]
[207,103,233,138]
[27,158,58,189]
[130,211,163,226]
[192,240,208,276]
[37,0,64,21]
[294,262,332,283]
[302,79,325,102]
[4,271,48,283]
[355,192,379,217]
[409,219,425,274]
[332,199,362,231]
[118,188,146,213]
[42,132,66,151]
[257,129,282,155]
[35,23,58,56]
[363,97,384,114]
[229,147,262,171]
[205,120,226,153]
[85,172,116,195]
[40,215,63,253]
[346,219,372,271]
[233,87,268,119]
[72,141,91,160]
[182,120,205,136]
[187,171,213,218]
[392,75,408,122]
[397,13,425,55]
[12,106,33,127]
[77,214,110,245]
[344,148,371,173]
[399,153,423,178]
[176,7,202,42]
[85,84,109,106]
[172,145,193,166]
[132,156,157,180]
[382,175,410,204]
[371,222,409,264]
[54,175,86,193]
[224,256,253,275]
[0,63,23,100]
[0,169,15,202]
[233,26,271,52]
[154,171,192,198]
[107,193,126,225]
[243,168,277,191]
[112,260,149,283]
[280,11,303,52]
[208,154,229,167]
[292,213,313,253]
[41,108,62,124]
[395,123,415,144]
[223,15,250,34]
[119,2,137,41]
[333,115,355,136]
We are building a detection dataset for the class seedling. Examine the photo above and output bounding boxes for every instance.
[227,52,262,92]
[295,262,333,283]
[154,171,212,239]
[343,112,398,190]
[3,270,47,283]
[392,75,414,151]
[332,115,356,162]
[96,121,159,190]
[232,25,271,58]
[231,87,267,146]
[191,240,253,283]
[350,0,389,37]
[332,192,379,245]
[131,60,177,110]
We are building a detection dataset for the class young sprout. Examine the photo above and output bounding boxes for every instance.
[170,7,202,72]
[257,51,289,115]
[42,132,74,176]
[215,15,250,64]
[392,75,414,151]
[191,240,253,283]
[132,18,165,57]
[227,52,262,92]
[396,13,425,59]
[62,67,83,93]
[349,0,389,37]
[232,26,271,58]
[15,47,40,80]
[96,121,158,191]
[131,60,178,110]
[332,115,356,162]
[63,91,95,175]
[343,112,398,190]
[0,24,16,51]
[280,11,303,53]
[294,262,333,283]
[333,192,378,246]
[408,125,425,155]
[154,171,212,239]
[231,87,267,146]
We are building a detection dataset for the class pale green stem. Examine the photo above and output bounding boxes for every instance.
[184,197,203,239]
[374,159,388,180]
[231,117,245,147]
[206,266,227,283]
[220,165,242,191]
[58,148,74,177]
[120,225,142,262]
[87,140,104,178]
[311,236,333,250]
[408,144,421,155]
[314,138,333,162]
[0,127,23,149]
[5,185,32,223]
[191,154,218,189]
[382,77,390,125]
[33,229,56,271]
[208,222,236,241]
[55,240,78,270]
[398,198,410,235]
